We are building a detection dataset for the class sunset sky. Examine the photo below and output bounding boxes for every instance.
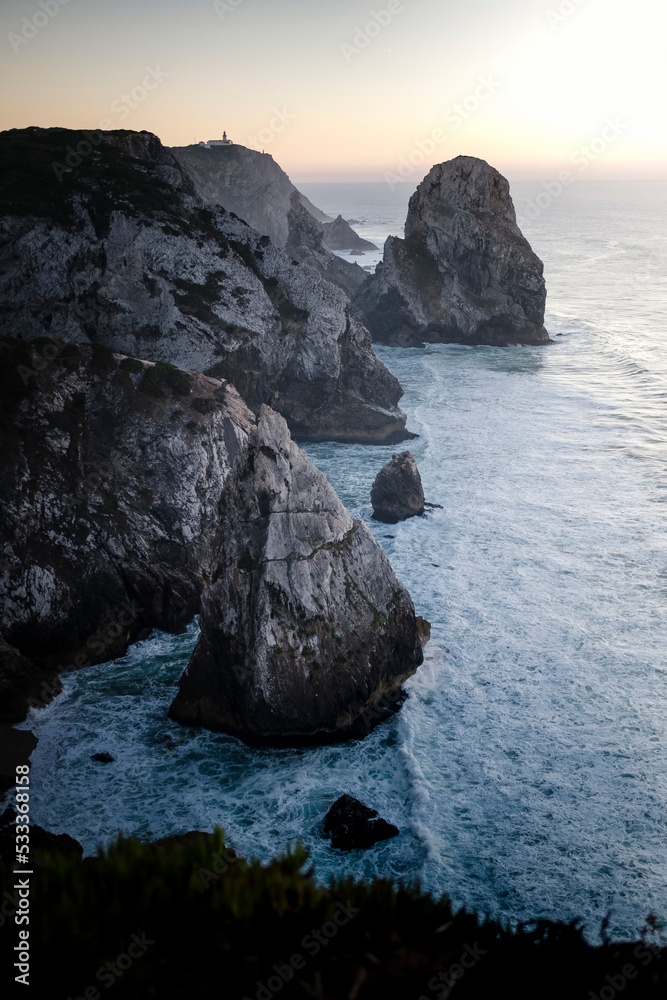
[1,0,665,182]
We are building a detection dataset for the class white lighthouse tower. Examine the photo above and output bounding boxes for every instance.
[203,130,234,148]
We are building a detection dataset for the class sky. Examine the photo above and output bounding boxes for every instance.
[1,0,665,182]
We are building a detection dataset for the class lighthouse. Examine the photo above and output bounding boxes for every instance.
[204,130,234,148]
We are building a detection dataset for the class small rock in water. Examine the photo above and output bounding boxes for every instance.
[371,451,425,523]
[323,794,399,850]
[349,249,365,256]
[91,752,114,763]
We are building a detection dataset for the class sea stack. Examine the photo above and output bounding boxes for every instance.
[169,406,423,744]
[322,215,377,252]
[356,155,550,347]
[371,452,425,523]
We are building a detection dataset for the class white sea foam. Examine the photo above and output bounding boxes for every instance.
[21,179,667,941]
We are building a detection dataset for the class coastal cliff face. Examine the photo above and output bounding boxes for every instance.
[285,193,368,299]
[356,156,550,347]
[169,406,423,744]
[0,127,409,445]
[0,338,253,716]
[0,341,422,738]
[171,142,369,295]
[171,142,331,248]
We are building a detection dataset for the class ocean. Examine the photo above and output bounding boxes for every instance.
[19,178,667,942]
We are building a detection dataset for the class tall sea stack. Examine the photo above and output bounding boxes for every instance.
[356,155,550,348]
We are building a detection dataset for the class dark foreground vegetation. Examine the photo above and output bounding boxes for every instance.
[0,829,665,998]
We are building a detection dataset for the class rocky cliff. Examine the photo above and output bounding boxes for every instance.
[356,156,550,347]
[171,143,369,294]
[171,142,331,247]
[0,340,423,738]
[0,337,252,717]
[0,127,410,445]
[169,405,422,743]
[284,193,368,298]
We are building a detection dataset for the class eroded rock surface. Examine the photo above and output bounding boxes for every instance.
[1,342,423,739]
[371,452,425,523]
[356,156,550,347]
[0,337,254,702]
[322,215,377,252]
[0,127,410,445]
[171,142,369,296]
[169,406,423,744]
[285,194,368,299]
[323,794,399,850]
[171,141,332,247]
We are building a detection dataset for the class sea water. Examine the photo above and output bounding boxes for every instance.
[19,178,667,942]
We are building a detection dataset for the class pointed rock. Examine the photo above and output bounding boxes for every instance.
[169,406,423,744]
[356,155,550,347]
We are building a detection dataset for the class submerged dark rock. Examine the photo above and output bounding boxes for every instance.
[371,452,425,523]
[0,127,410,445]
[91,752,114,763]
[169,406,423,745]
[323,794,399,850]
[356,155,551,348]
